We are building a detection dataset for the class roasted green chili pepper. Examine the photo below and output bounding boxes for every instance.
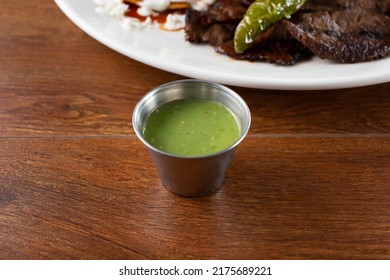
[234,0,308,53]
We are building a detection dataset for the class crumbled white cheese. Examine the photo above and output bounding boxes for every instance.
[185,0,215,12]
[94,0,215,31]
[137,0,171,17]
[163,13,186,31]
[138,0,215,17]
[121,16,155,30]
[94,0,128,19]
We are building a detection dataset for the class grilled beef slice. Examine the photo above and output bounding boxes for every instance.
[283,0,390,63]
[185,0,390,64]
[185,1,313,65]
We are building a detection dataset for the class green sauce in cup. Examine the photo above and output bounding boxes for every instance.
[142,99,240,157]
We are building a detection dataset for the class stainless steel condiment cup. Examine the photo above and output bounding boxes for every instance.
[132,79,251,197]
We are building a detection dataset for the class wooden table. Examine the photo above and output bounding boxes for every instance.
[1,1,389,260]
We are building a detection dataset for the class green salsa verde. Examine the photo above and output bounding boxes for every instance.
[142,99,241,156]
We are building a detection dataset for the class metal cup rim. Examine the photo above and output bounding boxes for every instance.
[132,79,251,159]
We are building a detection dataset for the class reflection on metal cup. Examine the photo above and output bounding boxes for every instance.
[132,79,251,197]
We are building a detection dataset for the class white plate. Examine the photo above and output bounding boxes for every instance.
[55,0,390,90]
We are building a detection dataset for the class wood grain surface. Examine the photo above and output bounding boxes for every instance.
[0,0,389,260]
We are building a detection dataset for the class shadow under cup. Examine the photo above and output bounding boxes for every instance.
[132,80,251,197]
